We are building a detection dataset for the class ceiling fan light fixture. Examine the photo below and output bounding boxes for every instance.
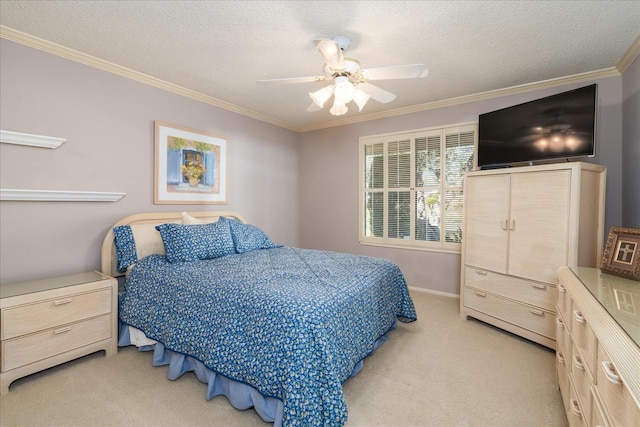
[333,76,356,103]
[353,89,371,111]
[309,86,334,108]
[329,99,348,116]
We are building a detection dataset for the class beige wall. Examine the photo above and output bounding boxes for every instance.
[0,40,299,284]
[297,78,626,295]
[622,54,640,228]
[1,38,634,295]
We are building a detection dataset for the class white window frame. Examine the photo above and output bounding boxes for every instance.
[358,122,477,254]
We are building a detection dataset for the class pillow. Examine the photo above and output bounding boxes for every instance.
[155,221,235,263]
[112,224,167,273]
[222,216,280,254]
[182,211,206,225]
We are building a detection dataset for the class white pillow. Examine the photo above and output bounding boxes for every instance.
[182,211,207,224]
[130,223,167,258]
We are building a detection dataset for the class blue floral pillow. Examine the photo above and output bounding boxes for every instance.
[155,220,236,263]
[221,217,280,254]
[113,225,138,273]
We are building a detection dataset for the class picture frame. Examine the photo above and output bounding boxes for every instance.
[600,226,640,281]
[154,121,227,204]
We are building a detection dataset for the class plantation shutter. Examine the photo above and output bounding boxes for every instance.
[359,122,476,252]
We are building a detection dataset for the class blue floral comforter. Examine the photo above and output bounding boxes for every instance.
[119,246,416,426]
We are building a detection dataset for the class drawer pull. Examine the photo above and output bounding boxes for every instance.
[570,399,582,417]
[53,298,73,306]
[509,219,516,231]
[530,282,546,290]
[556,317,564,328]
[558,284,566,293]
[529,308,544,316]
[573,355,584,371]
[501,218,508,230]
[573,310,585,324]
[557,352,566,365]
[474,290,487,297]
[601,361,622,385]
[475,269,488,276]
[53,326,72,335]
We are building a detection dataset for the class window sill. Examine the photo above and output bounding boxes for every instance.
[359,241,461,255]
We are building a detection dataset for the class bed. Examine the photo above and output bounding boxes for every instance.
[101,211,416,426]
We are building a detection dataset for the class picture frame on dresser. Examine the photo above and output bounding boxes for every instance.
[600,226,640,281]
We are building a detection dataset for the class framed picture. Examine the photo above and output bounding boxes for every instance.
[154,121,227,204]
[600,227,640,281]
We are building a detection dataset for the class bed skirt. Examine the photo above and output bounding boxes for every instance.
[118,322,390,426]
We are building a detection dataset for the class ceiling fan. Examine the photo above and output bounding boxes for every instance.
[257,35,429,116]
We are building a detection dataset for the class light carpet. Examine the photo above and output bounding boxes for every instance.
[0,291,567,426]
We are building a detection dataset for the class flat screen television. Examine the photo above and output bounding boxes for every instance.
[477,84,597,169]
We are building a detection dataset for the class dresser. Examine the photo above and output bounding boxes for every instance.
[0,271,117,394]
[460,162,606,349]
[557,266,640,427]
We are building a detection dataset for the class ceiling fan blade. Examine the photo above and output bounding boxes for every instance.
[314,38,346,70]
[359,82,396,104]
[306,102,322,112]
[258,75,325,85]
[361,64,429,81]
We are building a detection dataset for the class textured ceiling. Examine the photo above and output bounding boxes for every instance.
[1,1,639,131]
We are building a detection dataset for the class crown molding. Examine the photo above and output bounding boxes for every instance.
[1,25,630,135]
[0,26,298,132]
[616,35,640,74]
[0,189,126,202]
[1,129,65,149]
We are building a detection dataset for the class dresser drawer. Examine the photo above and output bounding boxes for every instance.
[571,302,597,377]
[1,314,111,371]
[568,377,588,427]
[595,345,640,427]
[465,266,558,311]
[1,289,111,340]
[571,343,593,423]
[557,350,571,413]
[464,286,555,338]
[556,311,571,357]
[591,388,611,427]
[557,279,572,332]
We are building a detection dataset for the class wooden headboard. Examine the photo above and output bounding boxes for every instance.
[100,211,246,278]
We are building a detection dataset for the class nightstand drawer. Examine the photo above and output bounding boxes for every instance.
[465,266,557,311]
[1,314,111,371]
[1,289,111,340]
[463,286,555,338]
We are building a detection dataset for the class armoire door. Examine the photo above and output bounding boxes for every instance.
[508,170,571,283]
[463,174,510,273]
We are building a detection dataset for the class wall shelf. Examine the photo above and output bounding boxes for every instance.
[0,189,125,202]
[0,130,66,149]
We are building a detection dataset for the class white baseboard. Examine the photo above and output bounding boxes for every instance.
[408,285,459,299]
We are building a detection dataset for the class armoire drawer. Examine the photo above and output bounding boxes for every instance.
[1,289,111,340]
[463,286,555,338]
[1,314,111,371]
[464,266,558,311]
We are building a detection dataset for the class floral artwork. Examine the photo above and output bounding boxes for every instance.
[154,122,227,204]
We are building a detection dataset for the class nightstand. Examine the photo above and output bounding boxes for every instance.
[0,271,117,394]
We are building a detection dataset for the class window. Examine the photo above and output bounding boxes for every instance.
[359,123,476,252]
